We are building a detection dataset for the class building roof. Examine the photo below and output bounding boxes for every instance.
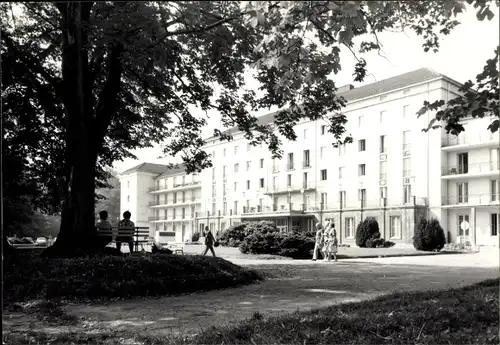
[206,68,458,141]
[154,163,187,179]
[120,163,171,176]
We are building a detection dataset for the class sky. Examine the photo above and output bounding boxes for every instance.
[114,3,500,173]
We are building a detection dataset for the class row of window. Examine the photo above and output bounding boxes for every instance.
[455,180,499,203]
[344,216,402,239]
[154,191,198,204]
[355,131,411,154]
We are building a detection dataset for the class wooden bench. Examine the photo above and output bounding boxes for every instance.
[96,227,149,252]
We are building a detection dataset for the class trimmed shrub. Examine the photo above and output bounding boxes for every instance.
[355,217,380,247]
[413,218,446,251]
[239,232,286,255]
[218,223,249,247]
[191,232,200,242]
[366,238,396,248]
[278,234,315,259]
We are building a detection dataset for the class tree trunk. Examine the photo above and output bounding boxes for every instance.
[43,2,98,257]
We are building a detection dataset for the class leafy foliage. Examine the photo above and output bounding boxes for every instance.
[365,238,396,248]
[218,223,249,247]
[4,251,261,303]
[413,218,446,252]
[191,232,201,242]
[355,217,381,247]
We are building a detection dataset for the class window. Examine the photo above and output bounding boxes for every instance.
[182,191,185,202]
[223,165,227,178]
[210,222,216,231]
[380,110,387,122]
[380,186,387,199]
[182,208,186,219]
[345,218,355,238]
[358,115,364,127]
[403,130,411,151]
[338,145,346,156]
[246,180,250,190]
[403,185,412,204]
[403,105,410,118]
[234,182,238,191]
[358,139,366,152]
[259,178,265,188]
[358,189,366,207]
[320,146,326,159]
[458,214,469,236]
[303,129,308,139]
[223,183,227,197]
[403,157,411,178]
[223,148,227,156]
[490,148,499,170]
[303,172,309,188]
[173,192,178,203]
[492,180,498,201]
[234,145,238,154]
[212,184,216,197]
[303,150,310,167]
[127,195,130,202]
[287,153,294,170]
[211,203,216,215]
[272,176,277,188]
[172,224,176,232]
[246,161,251,171]
[320,169,327,181]
[223,202,227,216]
[380,161,387,180]
[339,167,345,179]
[127,181,130,188]
[260,159,264,168]
[321,125,326,135]
[491,214,498,236]
[390,216,401,238]
[458,153,468,174]
[212,167,216,180]
[321,193,327,208]
[380,135,386,153]
[457,182,469,203]
[245,200,250,211]
[234,163,239,173]
[339,191,346,208]
[233,201,239,215]
[173,209,176,219]
[287,174,292,187]
[358,164,366,176]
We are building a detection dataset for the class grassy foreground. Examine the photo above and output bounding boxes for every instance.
[4,279,498,345]
[3,251,261,304]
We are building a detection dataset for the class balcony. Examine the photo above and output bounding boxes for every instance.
[241,203,304,215]
[442,194,500,207]
[320,197,427,210]
[441,132,499,150]
[264,182,316,195]
[149,199,201,207]
[149,181,201,193]
[148,216,195,222]
[302,160,311,168]
[441,161,499,179]
[286,163,295,171]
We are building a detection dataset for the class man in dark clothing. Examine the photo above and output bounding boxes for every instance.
[202,226,216,257]
[95,210,113,247]
[117,211,135,254]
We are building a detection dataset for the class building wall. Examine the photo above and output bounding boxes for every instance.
[119,172,156,234]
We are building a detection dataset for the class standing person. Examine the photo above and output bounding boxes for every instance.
[312,222,324,261]
[329,227,338,262]
[322,220,332,262]
[117,211,135,254]
[95,210,113,247]
[202,226,216,257]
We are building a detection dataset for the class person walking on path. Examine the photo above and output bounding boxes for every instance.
[312,222,324,261]
[328,227,339,262]
[202,226,216,257]
[321,220,332,262]
[117,211,135,254]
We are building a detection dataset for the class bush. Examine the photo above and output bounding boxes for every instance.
[413,218,446,252]
[3,251,261,304]
[239,232,285,255]
[366,238,396,248]
[355,217,380,247]
[191,232,200,242]
[218,223,248,247]
[278,234,315,259]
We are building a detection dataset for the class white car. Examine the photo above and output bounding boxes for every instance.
[36,237,47,245]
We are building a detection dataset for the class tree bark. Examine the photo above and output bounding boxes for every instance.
[43,2,123,257]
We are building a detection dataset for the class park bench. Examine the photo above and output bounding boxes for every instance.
[96,226,149,252]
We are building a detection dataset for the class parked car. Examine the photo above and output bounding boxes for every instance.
[36,237,47,246]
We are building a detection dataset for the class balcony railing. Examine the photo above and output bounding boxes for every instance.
[149,181,201,192]
[302,160,311,168]
[442,161,499,176]
[286,163,295,171]
[442,132,499,147]
[264,182,316,194]
[242,203,303,214]
[149,199,200,207]
[442,194,499,206]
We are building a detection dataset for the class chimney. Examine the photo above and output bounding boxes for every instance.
[337,84,354,93]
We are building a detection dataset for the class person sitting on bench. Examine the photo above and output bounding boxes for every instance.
[117,211,135,253]
[95,210,113,247]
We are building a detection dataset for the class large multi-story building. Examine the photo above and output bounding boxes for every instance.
[119,68,499,248]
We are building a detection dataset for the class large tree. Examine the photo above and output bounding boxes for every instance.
[1,1,497,257]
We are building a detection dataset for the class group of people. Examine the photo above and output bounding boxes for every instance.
[95,210,136,253]
[312,219,338,262]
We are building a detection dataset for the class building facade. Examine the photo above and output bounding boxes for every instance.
[119,68,500,247]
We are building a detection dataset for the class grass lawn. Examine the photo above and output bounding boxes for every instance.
[4,279,498,345]
[3,251,261,304]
